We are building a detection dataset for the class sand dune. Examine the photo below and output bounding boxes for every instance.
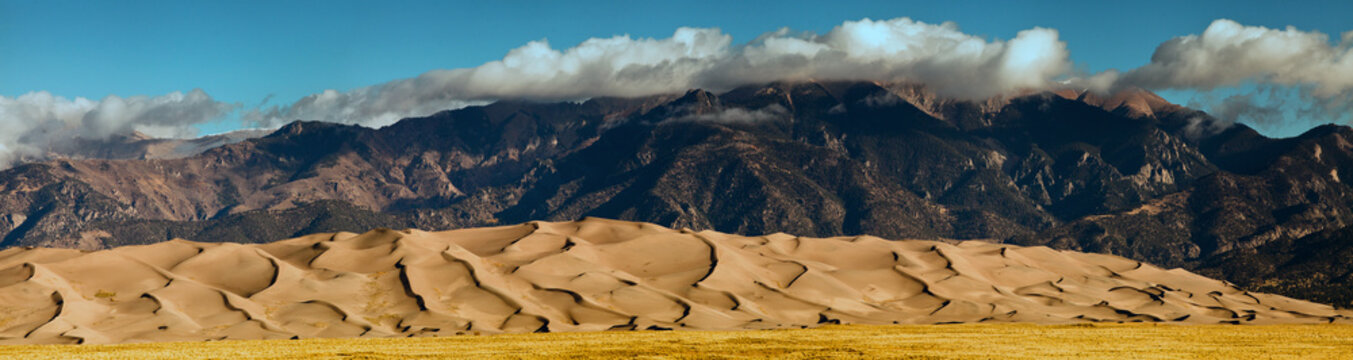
[0,218,1347,344]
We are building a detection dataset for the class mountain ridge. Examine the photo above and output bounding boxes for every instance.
[1,80,1351,307]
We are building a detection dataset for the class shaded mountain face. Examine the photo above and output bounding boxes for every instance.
[0,81,1349,307]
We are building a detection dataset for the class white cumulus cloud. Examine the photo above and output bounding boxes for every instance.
[246,17,1074,128]
[0,90,235,167]
[1107,19,1353,132]
[1118,19,1353,95]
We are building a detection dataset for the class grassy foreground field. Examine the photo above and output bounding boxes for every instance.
[2,324,1351,359]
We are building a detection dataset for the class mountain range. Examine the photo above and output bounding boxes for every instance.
[0,80,1349,307]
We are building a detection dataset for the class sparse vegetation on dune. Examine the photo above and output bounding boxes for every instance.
[2,324,1350,360]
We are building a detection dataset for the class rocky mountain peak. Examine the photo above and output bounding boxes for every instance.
[1057,87,1181,118]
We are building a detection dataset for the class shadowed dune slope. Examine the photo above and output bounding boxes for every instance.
[0,218,1347,344]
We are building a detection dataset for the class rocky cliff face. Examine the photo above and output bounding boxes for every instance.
[0,80,1349,306]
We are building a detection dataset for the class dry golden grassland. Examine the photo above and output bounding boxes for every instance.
[2,324,1351,359]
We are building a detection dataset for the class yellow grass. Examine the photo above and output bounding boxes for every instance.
[2,324,1351,359]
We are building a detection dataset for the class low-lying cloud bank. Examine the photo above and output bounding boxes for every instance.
[1118,20,1353,96]
[1110,19,1353,129]
[245,18,1074,128]
[0,90,235,167]
[250,18,1351,131]
[3,17,1351,168]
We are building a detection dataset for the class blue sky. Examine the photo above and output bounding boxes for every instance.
[2,0,1351,137]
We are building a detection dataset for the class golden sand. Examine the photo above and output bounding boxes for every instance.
[1,218,1348,345]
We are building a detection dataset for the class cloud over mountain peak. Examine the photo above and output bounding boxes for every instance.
[245,17,1073,128]
[3,17,1351,167]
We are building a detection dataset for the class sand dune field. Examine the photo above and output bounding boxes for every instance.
[0,218,1347,345]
